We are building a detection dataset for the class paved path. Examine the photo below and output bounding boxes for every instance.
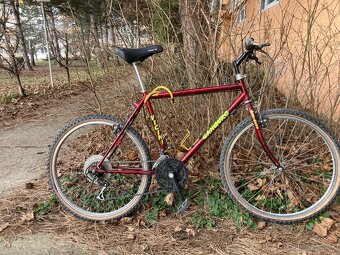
[0,94,96,254]
[0,98,83,195]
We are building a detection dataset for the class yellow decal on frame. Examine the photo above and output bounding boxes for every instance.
[203,110,229,140]
[250,110,259,129]
[150,115,163,144]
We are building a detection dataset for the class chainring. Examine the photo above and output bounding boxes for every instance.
[155,157,188,192]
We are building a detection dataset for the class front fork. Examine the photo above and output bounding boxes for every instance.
[245,102,282,168]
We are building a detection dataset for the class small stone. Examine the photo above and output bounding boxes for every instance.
[127,226,135,232]
[126,233,136,240]
[120,217,133,224]
[164,193,175,206]
[174,225,183,232]
[25,182,34,189]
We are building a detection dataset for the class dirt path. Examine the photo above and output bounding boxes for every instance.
[0,94,84,195]
[0,93,101,254]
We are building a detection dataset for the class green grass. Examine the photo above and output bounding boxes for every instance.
[0,94,17,103]
[34,196,58,215]
[143,177,257,229]
[144,191,171,224]
[190,177,257,229]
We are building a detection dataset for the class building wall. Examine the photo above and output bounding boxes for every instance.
[219,0,340,122]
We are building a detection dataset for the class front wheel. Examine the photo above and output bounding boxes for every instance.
[220,109,340,224]
[47,115,152,221]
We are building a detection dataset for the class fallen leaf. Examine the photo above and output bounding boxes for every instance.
[287,190,301,211]
[313,222,328,237]
[121,217,133,224]
[248,183,260,192]
[0,223,9,233]
[175,150,185,159]
[135,218,146,227]
[185,228,196,237]
[326,233,338,243]
[257,178,266,187]
[127,151,138,160]
[276,189,284,200]
[21,211,35,222]
[257,221,267,230]
[164,193,175,206]
[319,217,335,230]
[159,209,167,217]
[255,194,266,201]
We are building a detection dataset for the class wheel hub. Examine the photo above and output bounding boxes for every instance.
[84,155,111,183]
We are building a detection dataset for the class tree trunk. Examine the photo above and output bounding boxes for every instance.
[180,0,198,86]
[11,55,25,96]
[28,40,35,66]
[10,0,33,71]
[109,19,119,64]
[15,72,25,97]
[64,32,71,83]
[90,13,102,67]
[47,8,62,67]
[104,20,109,61]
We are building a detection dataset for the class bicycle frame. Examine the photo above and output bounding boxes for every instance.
[96,78,281,175]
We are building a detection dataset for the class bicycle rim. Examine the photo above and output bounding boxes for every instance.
[221,109,340,223]
[48,116,151,221]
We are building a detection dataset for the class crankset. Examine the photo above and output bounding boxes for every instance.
[154,156,189,213]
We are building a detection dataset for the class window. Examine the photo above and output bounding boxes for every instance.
[261,0,279,10]
[238,5,246,23]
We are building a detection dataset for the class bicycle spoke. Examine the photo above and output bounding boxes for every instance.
[221,109,339,223]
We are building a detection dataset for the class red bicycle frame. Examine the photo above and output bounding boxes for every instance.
[96,78,281,175]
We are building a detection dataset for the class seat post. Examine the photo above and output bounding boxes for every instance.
[132,62,146,92]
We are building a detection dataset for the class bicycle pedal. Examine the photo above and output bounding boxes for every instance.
[177,199,189,214]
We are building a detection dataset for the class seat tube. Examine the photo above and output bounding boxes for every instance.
[132,62,146,92]
[144,99,166,152]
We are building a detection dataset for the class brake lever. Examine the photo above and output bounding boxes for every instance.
[248,53,261,65]
[254,56,261,65]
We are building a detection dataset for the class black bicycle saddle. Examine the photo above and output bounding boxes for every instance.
[116,45,163,64]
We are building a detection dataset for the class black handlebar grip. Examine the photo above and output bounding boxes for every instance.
[261,42,271,47]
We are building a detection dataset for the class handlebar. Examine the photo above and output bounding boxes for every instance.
[245,38,271,51]
[233,38,271,74]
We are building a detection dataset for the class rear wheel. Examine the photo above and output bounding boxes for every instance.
[47,115,151,221]
[220,109,340,223]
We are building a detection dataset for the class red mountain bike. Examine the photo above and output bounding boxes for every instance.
[47,39,340,224]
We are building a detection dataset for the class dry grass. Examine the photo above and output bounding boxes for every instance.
[0,174,339,255]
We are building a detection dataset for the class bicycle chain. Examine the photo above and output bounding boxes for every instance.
[89,159,168,202]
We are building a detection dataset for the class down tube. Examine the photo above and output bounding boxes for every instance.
[180,93,246,163]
